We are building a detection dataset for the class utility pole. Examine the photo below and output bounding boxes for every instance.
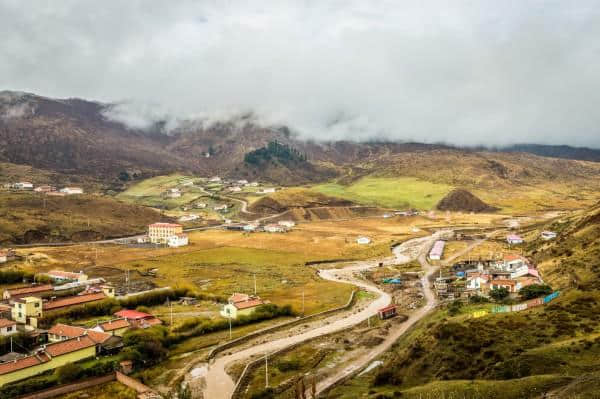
[302,289,305,316]
[10,336,13,353]
[169,298,173,330]
[254,273,257,296]
[368,315,371,328]
[265,353,269,388]
[228,315,232,340]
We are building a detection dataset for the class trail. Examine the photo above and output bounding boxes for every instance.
[198,232,443,399]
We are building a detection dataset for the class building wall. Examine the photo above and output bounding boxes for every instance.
[148,225,183,244]
[0,325,16,336]
[0,346,96,387]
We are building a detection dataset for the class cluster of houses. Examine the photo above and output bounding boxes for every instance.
[226,220,296,233]
[0,270,163,387]
[434,254,544,300]
[2,182,84,196]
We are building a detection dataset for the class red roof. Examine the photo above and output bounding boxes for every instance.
[98,318,130,331]
[114,309,154,320]
[48,323,111,344]
[43,293,106,311]
[149,223,182,228]
[7,284,53,297]
[45,335,96,357]
[233,299,264,310]
[47,270,84,279]
[0,353,50,375]
[504,254,526,262]
[491,279,517,286]
[0,318,16,328]
[378,305,397,313]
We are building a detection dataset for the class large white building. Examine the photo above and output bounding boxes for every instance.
[148,223,183,244]
[168,234,189,248]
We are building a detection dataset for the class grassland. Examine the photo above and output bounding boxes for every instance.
[55,382,137,399]
[0,192,162,243]
[116,174,204,209]
[312,177,453,210]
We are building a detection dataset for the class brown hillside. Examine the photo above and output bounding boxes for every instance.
[436,189,498,213]
[249,188,353,214]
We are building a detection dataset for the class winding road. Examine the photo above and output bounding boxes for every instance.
[198,232,444,399]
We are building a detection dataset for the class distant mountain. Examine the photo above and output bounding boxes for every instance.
[498,144,600,162]
[2,90,600,187]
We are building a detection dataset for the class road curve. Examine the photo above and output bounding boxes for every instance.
[200,233,441,399]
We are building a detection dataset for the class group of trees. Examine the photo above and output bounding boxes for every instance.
[244,141,307,166]
[488,284,553,303]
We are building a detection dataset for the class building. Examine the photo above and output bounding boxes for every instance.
[229,186,242,192]
[378,305,397,320]
[44,270,88,283]
[243,223,258,232]
[259,188,276,194]
[209,176,222,182]
[53,278,107,292]
[167,233,189,248]
[4,284,53,301]
[237,179,249,185]
[195,202,207,209]
[429,240,446,261]
[113,309,162,328]
[148,223,183,244]
[220,293,266,319]
[59,187,84,195]
[507,234,524,245]
[356,236,371,245]
[42,292,107,312]
[33,185,55,193]
[490,279,521,293]
[0,319,17,336]
[264,224,285,233]
[13,182,33,190]
[214,204,228,212]
[0,251,7,264]
[278,220,296,228]
[11,297,43,329]
[178,214,199,222]
[500,255,530,278]
[0,335,98,387]
[90,318,130,337]
[541,231,557,240]
[48,323,111,344]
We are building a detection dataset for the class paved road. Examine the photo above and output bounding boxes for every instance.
[199,232,442,399]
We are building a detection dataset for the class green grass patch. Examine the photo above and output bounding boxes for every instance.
[312,177,452,210]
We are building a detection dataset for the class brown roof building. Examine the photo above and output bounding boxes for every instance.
[43,293,106,311]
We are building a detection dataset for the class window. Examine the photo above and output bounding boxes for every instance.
[35,302,40,307]
[7,326,12,332]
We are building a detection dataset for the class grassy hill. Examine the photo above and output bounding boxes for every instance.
[0,192,164,244]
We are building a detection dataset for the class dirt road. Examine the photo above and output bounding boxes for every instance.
[197,232,442,399]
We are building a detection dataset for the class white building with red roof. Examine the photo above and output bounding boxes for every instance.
[114,309,162,328]
[0,319,17,336]
[220,293,268,319]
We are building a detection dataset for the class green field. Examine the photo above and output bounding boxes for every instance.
[312,177,453,210]
[116,174,204,209]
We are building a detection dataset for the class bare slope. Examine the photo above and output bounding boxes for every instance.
[436,189,498,213]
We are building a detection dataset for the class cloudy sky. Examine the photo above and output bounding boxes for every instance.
[1,1,600,147]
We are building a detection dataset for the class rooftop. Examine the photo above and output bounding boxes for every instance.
[43,293,106,311]
[44,335,96,357]
[46,270,84,279]
[48,323,111,344]
[7,284,53,297]
[149,223,182,228]
[0,318,16,328]
[114,309,154,320]
[98,318,130,331]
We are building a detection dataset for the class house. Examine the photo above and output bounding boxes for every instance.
[167,233,189,248]
[209,176,222,182]
[3,284,54,300]
[237,179,249,185]
[59,187,84,195]
[278,220,296,228]
[214,204,229,212]
[114,309,162,328]
[356,236,371,245]
[466,275,489,291]
[243,223,259,232]
[166,189,181,198]
[44,270,88,283]
[13,182,33,190]
[259,188,276,194]
[220,293,267,319]
[382,213,393,219]
[148,223,183,244]
[34,185,55,193]
[11,297,43,330]
[90,318,130,337]
[178,214,199,222]
[0,335,98,387]
[0,251,7,264]
[377,305,397,320]
[0,319,17,336]
[264,224,285,233]
[42,292,107,312]
[47,323,111,344]
[53,278,108,292]
[429,240,446,261]
[507,234,524,245]
[229,186,242,192]
[541,231,557,240]
[490,279,521,293]
[195,202,207,209]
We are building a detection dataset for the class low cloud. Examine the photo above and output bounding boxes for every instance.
[1,1,600,147]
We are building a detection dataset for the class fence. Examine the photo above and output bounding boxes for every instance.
[485,291,561,315]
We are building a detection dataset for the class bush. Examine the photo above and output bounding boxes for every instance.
[447,300,463,316]
[276,358,300,372]
[519,284,553,300]
[489,287,510,302]
[55,363,83,383]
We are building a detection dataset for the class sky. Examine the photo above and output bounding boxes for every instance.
[1,0,600,147]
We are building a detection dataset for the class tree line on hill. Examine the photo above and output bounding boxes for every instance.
[244,141,307,166]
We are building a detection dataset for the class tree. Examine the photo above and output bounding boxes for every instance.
[489,287,510,302]
[519,284,552,300]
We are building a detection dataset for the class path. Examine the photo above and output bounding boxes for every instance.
[198,232,443,399]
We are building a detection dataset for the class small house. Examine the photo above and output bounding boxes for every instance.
[168,233,189,248]
[114,309,162,328]
[178,214,199,222]
[59,187,84,195]
[34,185,55,193]
[490,279,521,293]
[220,293,266,319]
[195,202,207,209]
[229,186,242,192]
[3,284,54,300]
[356,236,371,245]
[506,234,524,245]
[278,220,296,228]
[237,179,249,185]
[429,240,446,261]
[243,224,258,232]
[45,270,88,283]
[378,305,397,320]
[214,204,229,212]
[0,251,7,264]
[541,231,557,240]
[90,318,130,337]
[0,319,17,336]
[264,224,285,233]
[13,182,33,190]
[209,176,222,182]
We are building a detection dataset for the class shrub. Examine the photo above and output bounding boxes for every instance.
[519,284,553,300]
[55,363,83,384]
[489,287,510,302]
[276,359,300,372]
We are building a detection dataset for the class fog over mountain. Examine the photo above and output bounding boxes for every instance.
[1,1,600,147]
